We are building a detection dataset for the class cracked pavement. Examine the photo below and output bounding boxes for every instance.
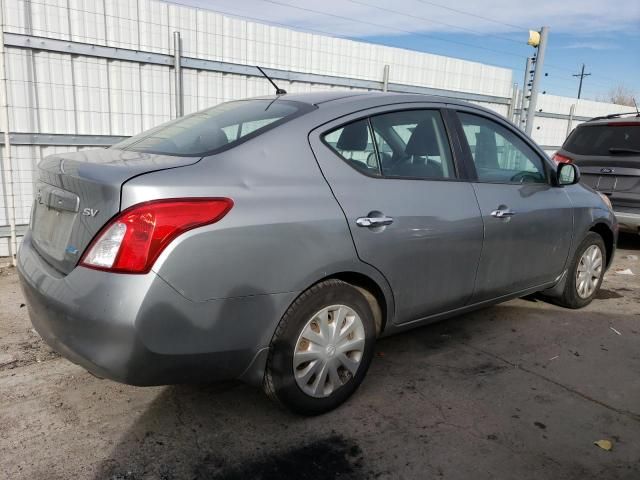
[1,234,639,479]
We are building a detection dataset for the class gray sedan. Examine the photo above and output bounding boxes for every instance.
[18,92,617,414]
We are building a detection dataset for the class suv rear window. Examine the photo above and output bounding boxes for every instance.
[564,123,640,156]
[112,99,311,156]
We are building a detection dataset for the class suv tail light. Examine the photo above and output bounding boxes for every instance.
[552,152,573,164]
[80,198,233,274]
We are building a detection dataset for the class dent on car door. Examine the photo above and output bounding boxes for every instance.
[309,106,484,324]
[452,110,573,302]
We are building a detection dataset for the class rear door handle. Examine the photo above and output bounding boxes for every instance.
[491,209,516,219]
[356,216,394,227]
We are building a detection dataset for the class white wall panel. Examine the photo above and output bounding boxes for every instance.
[33,51,76,134]
[0,0,634,251]
[139,0,169,53]
[104,0,139,50]
[108,60,143,135]
[72,56,111,134]
[529,117,569,148]
[537,94,630,117]
[6,49,37,132]
[139,63,172,130]
[168,3,197,57]
[68,0,105,45]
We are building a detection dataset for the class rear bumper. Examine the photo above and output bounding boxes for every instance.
[614,210,640,233]
[17,233,296,386]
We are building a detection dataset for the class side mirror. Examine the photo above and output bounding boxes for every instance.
[557,163,580,186]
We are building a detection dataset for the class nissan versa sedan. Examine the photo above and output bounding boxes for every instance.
[18,92,617,415]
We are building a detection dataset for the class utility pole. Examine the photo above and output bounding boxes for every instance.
[519,56,533,131]
[573,63,591,99]
[525,26,549,136]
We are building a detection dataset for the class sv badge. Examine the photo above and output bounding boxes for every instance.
[82,208,99,217]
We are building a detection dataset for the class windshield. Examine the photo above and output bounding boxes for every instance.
[564,123,640,156]
[112,99,310,156]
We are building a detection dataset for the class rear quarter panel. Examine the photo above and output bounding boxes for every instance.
[120,122,392,308]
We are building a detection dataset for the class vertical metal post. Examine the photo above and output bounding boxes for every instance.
[525,26,549,136]
[519,56,533,131]
[382,64,389,92]
[0,5,17,265]
[173,31,183,117]
[507,83,518,122]
[566,104,575,138]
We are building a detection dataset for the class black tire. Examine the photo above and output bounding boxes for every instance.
[556,232,606,309]
[263,279,377,415]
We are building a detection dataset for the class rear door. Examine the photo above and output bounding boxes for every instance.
[451,109,573,302]
[309,105,483,325]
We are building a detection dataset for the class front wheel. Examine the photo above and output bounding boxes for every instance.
[263,280,377,415]
[556,232,606,308]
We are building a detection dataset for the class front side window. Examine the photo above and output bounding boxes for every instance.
[458,112,546,184]
[112,99,309,156]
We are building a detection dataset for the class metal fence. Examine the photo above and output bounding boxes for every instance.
[0,0,631,257]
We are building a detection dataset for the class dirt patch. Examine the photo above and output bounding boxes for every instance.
[462,362,508,377]
[0,269,60,372]
[595,289,624,299]
[203,435,363,479]
[0,331,59,372]
[154,435,365,480]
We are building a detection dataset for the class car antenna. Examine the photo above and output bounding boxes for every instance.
[256,66,287,95]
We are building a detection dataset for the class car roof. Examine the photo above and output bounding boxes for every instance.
[252,90,477,108]
[582,113,640,126]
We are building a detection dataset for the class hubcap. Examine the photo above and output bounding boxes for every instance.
[293,304,366,398]
[576,244,603,299]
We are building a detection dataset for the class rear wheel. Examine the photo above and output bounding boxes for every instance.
[263,280,376,415]
[556,232,606,308]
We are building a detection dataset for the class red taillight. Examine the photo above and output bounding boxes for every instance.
[80,198,233,274]
[552,152,573,164]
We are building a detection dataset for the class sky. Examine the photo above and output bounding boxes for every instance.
[174,0,639,102]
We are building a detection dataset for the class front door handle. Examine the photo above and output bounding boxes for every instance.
[491,208,516,219]
[356,216,394,227]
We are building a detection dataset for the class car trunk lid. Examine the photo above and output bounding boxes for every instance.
[31,148,201,274]
[566,153,640,209]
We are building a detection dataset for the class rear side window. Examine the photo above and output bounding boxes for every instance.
[323,109,455,180]
[564,123,640,156]
[112,100,309,156]
[323,119,381,176]
[370,110,455,179]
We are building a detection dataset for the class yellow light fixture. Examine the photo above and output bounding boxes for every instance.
[527,30,541,47]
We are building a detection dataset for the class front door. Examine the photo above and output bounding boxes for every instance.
[309,106,484,324]
[453,110,573,302]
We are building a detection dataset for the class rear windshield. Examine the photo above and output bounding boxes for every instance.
[112,99,310,156]
[564,123,640,156]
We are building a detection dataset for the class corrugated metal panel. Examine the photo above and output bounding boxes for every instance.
[4,0,515,96]
[529,116,569,148]
[537,94,630,118]
[108,60,143,135]
[0,0,634,252]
